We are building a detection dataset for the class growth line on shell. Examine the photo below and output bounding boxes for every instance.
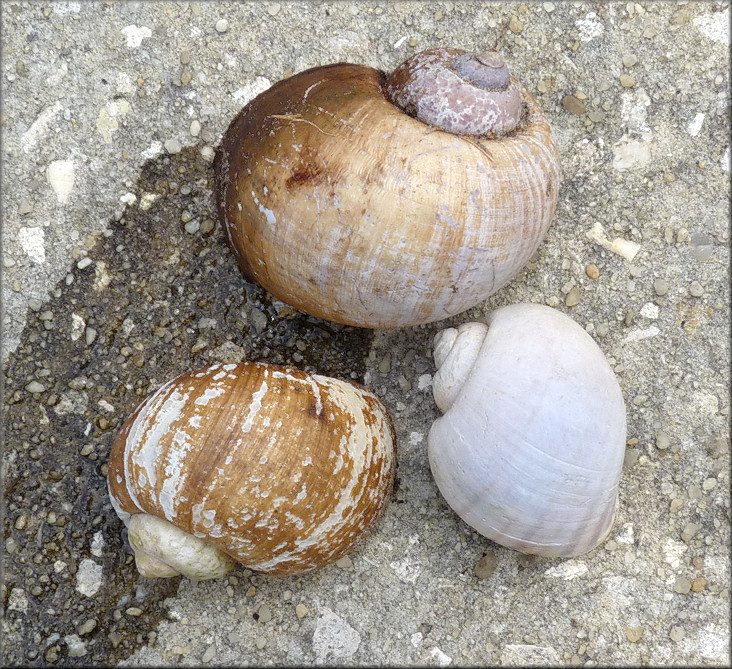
[267,114,337,137]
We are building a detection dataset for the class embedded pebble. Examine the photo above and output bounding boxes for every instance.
[623,54,638,67]
[585,263,599,279]
[640,303,658,319]
[689,281,703,297]
[78,618,97,636]
[296,603,309,619]
[474,551,498,579]
[619,74,636,88]
[64,635,87,657]
[312,608,361,663]
[25,381,46,393]
[691,577,707,592]
[562,95,586,115]
[267,3,281,16]
[702,477,717,491]
[202,644,216,663]
[165,138,182,154]
[653,278,669,296]
[681,523,701,543]
[215,19,229,33]
[625,626,643,643]
[656,431,670,450]
[674,577,692,594]
[190,120,201,137]
[565,286,581,307]
[47,159,75,204]
[125,607,143,617]
[257,605,272,623]
[669,626,685,642]
[500,644,560,666]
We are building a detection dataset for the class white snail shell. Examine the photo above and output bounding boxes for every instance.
[428,303,627,557]
[108,361,396,579]
[215,48,560,328]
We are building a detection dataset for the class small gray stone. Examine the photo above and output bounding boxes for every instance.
[681,523,701,543]
[623,448,639,469]
[26,381,46,393]
[653,278,669,296]
[85,328,97,346]
[562,95,586,115]
[565,286,581,307]
[474,551,498,578]
[164,138,182,155]
[202,644,216,663]
[673,576,692,594]
[215,18,229,33]
[689,281,703,297]
[705,436,730,459]
[78,619,97,636]
[656,430,670,450]
[669,626,685,642]
[257,604,272,623]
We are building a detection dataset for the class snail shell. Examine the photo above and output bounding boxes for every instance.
[108,361,396,578]
[215,48,560,328]
[428,303,627,557]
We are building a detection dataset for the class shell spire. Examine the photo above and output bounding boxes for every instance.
[432,322,489,413]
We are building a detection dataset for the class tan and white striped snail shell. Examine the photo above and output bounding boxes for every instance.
[428,303,627,557]
[215,48,560,328]
[108,361,396,579]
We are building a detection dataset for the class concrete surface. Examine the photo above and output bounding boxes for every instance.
[2,1,730,666]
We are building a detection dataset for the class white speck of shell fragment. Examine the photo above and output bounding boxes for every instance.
[91,531,105,557]
[429,646,453,666]
[76,559,103,596]
[687,113,705,137]
[612,140,652,170]
[544,560,588,580]
[721,146,730,173]
[142,141,163,160]
[616,523,635,545]
[18,226,46,264]
[623,326,660,343]
[587,221,640,261]
[393,35,407,49]
[663,538,687,569]
[389,556,422,584]
[70,313,86,341]
[575,12,604,41]
[410,632,423,648]
[417,374,432,391]
[640,303,659,320]
[312,608,361,663]
[20,102,63,153]
[47,159,75,204]
[121,24,152,48]
[409,432,424,445]
[232,77,272,105]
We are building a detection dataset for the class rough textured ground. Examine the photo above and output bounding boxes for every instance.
[2,1,729,666]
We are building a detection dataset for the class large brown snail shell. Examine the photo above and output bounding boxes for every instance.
[215,48,560,328]
[108,361,396,578]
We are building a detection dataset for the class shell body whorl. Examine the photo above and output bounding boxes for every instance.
[108,361,396,577]
[428,303,627,557]
[215,51,560,329]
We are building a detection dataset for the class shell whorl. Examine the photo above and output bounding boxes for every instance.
[128,513,236,581]
[384,48,523,137]
[432,322,489,413]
